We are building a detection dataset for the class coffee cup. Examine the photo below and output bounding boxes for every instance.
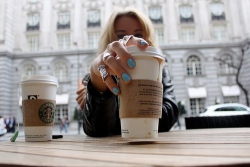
[119,46,165,138]
[20,75,59,141]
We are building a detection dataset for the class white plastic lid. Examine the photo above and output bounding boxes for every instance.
[126,46,164,58]
[20,75,59,87]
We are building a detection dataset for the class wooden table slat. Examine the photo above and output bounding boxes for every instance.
[0,128,250,167]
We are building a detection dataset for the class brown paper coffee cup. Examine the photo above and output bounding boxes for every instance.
[20,75,58,142]
[119,46,165,138]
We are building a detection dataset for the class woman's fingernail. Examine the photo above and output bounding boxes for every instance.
[127,58,136,68]
[122,73,131,82]
[112,87,120,94]
[140,40,148,45]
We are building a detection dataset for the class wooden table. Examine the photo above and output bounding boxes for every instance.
[0,128,250,167]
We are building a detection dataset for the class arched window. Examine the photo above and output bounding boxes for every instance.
[87,10,101,27]
[27,13,40,31]
[54,62,68,82]
[187,55,201,76]
[22,64,36,77]
[148,6,163,24]
[210,2,226,21]
[57,12,70,29]
[179,5,194,23]
[220,54,235,74]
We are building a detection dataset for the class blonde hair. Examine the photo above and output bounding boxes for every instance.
[98,7,157,54]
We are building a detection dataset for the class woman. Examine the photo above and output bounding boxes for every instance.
[76,7,179,137]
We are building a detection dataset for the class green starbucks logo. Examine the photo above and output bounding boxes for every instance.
[38,102,55,124]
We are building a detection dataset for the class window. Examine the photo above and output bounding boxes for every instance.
[87,10,101,27]
[55,105,68,124]
[224,96,239,103]
[27,35,39,51]
[58,34,70,50]
[187,55,201,76]
[219,55,235,74]
[148,6,163,24]
[213,25,227,41]
[57,12,70,30]
[181,27,195,43]
[22,64,36,77]
[190,98,205,115]
[234,106,247,111]
[215,106,246,111]
[215,107,233,111]
[155,28,164,45]
[210,3,226,21]
[54,62,68,82]
[87,32,100,48]
[179,5,194,23]
[27,13,40,31]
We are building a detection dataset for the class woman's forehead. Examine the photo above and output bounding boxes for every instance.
[114,16,142,31]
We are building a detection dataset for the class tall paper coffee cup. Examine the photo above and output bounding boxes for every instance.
[119,46,165,138]
[20,75,59,142]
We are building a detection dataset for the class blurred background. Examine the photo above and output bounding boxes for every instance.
[0,0,249,130]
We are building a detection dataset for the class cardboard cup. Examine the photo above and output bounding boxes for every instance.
[119,46,165,138]
[20,75,59,142]
[120,118,159,138]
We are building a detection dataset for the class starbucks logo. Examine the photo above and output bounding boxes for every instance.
[38,102,55,124]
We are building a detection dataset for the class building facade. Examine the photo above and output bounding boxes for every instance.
[0,0,250,123]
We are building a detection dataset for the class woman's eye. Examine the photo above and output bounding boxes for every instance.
[134,33,143,38]
[117,35,125,39]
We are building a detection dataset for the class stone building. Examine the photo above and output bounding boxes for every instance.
[0,0,250,123]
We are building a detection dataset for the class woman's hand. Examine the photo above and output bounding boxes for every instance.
[76,86,86,110]
[90,35,149,95]
[76,74,90,110]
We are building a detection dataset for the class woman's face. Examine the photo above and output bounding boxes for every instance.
[114,16,143,40]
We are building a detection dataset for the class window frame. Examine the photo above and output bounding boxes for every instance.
[212,25,228,41]
[180,26,196,43]
[148,6,163,24]
[179,5,194,23]
[210,2,226,21]
[190,98,206,115]
[57,33,71,50]
[53,62,69,82]
[55,104,68,124]
[26,35,39,51]
[27,13,40,31]
[155,28,164,45]
[22,64,37,77]
[57,12,71,30]
[224,96,239,104]
[87,31,100,48]
[186,55,202,76]
[219,54,236,75]
[87,10,101,27]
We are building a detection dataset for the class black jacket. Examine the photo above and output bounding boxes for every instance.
[82,62,179,137]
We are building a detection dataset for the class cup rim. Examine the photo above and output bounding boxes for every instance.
[126,46,164,58]
[20,75,59,87]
